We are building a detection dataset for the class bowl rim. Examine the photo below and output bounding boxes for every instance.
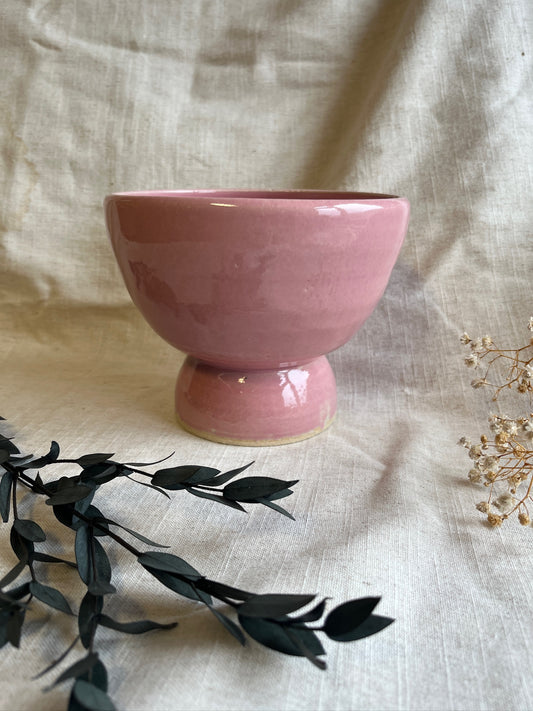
[105,189,404,201]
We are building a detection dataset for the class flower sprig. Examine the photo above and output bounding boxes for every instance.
[459,318,533,527]
[460,317,533,399]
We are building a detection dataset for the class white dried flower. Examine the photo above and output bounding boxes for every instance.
[487,512,503,527]
[525,363,533,379]
[468,444,482,460]
[476,501,490,513]
[494,494,513,513]
[460,332,471,345]
[470,338,484,353]
[495,442,510,453]
[488,414,503,434]
[458,436,471,448]
[528,317,533,332]
[479,455,499,473]
[522,420,533,439]
[471,378,487,389]
[481,335,493,348]
[468,468,482,483]
[464,353,479,368]
[503,420,519,436]
[518,512,531,526]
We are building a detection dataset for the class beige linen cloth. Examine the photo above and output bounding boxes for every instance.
[1,1,531,710]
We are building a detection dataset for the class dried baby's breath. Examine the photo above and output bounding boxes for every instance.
[460,318,533,528]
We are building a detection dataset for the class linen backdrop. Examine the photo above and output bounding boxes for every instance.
[1,1,531,710]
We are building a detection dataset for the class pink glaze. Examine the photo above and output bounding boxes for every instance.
[175,356,336,445]
[105,190,409,445]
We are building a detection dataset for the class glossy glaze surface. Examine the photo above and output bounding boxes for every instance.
[105,190,409,444]
[175,355,336,445]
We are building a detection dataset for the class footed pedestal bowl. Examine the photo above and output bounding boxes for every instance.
[105,190,409,445]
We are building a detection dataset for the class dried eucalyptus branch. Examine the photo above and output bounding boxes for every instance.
[0,419,392,711]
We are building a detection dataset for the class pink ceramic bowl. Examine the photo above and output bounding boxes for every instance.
[105,190,409,445]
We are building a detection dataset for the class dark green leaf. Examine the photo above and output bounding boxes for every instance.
[327,613,394,641]
[323,597,381,641]
[10,528,33,561]
[145,569,212,604]
[76,527,112,588]
[238,615,325,657]
[78,593,103,649]
[238,593,316,619]
[9,454,35,466]
[285,627,327,669]
[50,652,99,688]
[43,477,63,494]
[92,539,112,585]
[75,526,91,585]
[223,477,298,502]
[99,519,169,548]
[79,463,118,485]
[263,487,295,501]
[0,434,19,454]
[46,483,93,506]
[194,461,254,487]
[97,614,177,635]
[88,580,116,596]
[125,475,171,499]
[77,454,114,467]
[207,606,246,645]
[196,579,253,602]
[67,691,84,711]
[13,518,46,542]
[138,552,202,580]
[291,598,329,624]
[151,465,207,489]
[49,441,60,460]
[0,450,9,464]
[6,607,25,647]
[123,452,174,467]
[78,659,108,692]
[186,487,246,512]
[0,558,27,588]
[74,488,98,516]
[73,506,109,536]
[289,625,325,657]
[0,609,9,648]
[29,581,73,615]
[73,679,116,711]
[0,616,7,648]
[0,582,30,605]
[33,472,45,492]
[184,466,221,485]
[254,497,295,520]
[53,503,76,528]
[23,441,60,469]
[0,471,13,522]
[32,552,77,568]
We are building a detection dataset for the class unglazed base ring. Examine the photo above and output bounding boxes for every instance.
[175,355,337,446]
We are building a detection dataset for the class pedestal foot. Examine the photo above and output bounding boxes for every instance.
[175,356,336,446]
